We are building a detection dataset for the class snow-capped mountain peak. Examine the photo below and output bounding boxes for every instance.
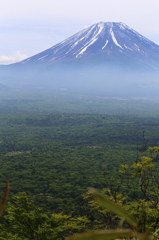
[20,22,159,69]
[3,21,159,98]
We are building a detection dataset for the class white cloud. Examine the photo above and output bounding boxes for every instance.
[0,51,28,65]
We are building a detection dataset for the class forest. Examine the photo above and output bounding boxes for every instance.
[0,90,159,239]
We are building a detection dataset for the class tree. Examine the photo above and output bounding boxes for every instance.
[84,146,159,233]
[1,192,62,240]
[0,192,90,240]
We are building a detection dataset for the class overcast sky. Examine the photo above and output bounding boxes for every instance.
[1,0,159,64]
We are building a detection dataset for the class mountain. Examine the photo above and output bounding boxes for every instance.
[19,22,159,70]
[1,22,159,98]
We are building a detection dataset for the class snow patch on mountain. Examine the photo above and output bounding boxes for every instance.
[102,40,108,49]
[38,55,48,60]
[110,28,123,49]
[124,45,132,51]
[76,38,98,58]
[75,22,105,58]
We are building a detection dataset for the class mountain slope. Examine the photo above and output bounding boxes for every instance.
[1,22,159,98]
[19,22,159,70]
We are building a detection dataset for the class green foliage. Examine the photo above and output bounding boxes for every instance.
[83,146,159,234]
[0,112,147,215]
[89,188,137,228]
[52,213,90,235]
[68,189,145,240]
[1,99,159,237]
[84,189,126,229]
[0,192,90,240]
[1,192,63,240]
[126,148,159,232]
